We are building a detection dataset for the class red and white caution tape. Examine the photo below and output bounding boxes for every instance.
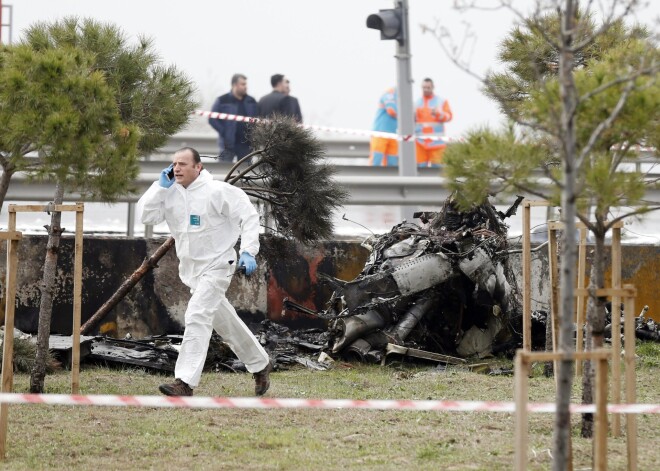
[196,110,660,152]
[1,393,659,414]
[195,110,456,143]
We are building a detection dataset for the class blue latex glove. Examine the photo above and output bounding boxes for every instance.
[159,164,175,188]
[238,252,257,276]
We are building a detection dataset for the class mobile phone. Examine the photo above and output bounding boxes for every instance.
[167,167,174,180]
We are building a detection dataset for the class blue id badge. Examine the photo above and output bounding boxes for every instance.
[190,215,201,226]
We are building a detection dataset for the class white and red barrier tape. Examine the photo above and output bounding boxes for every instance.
[196,110,660,152]
[1,393,658,414]
[195,110,454,143]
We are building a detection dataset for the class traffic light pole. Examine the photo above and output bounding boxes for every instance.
[395,0,417,220]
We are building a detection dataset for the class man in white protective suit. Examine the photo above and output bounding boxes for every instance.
[138,147,272,397]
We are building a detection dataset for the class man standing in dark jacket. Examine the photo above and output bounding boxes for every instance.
[209,74,258,162]
[257,74,303,123]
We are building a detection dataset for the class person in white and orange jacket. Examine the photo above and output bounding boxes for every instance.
[415,78,453,168]
[369,87,398,166]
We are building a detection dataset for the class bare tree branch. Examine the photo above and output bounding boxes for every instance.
[223,148,266,182]
[576,211,597,233]
[609,142,632,175]
[242,191,287,206]
[489,168,556,199]
[227,160,264,186]
[452,0,511,12]
[239,187,297,197]
[606,204,660,229]
[421,22,560,135]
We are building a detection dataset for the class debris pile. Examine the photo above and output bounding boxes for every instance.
[286,194,525,363]
[606,304,659,343]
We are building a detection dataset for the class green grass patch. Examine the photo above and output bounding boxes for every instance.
[3,345,659,470]
[636,340,660,368]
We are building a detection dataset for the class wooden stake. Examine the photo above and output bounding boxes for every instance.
[576,227,587,377]
[514,351,528,471]
[522,202,531,351]
[594,355,609,471]
[0,215,20,459]
[71,206,84,394]
[610,227,622,437]
[623,285,638,471]
[548,224,560,379]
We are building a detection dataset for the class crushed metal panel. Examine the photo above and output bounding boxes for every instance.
[391,253,453,295]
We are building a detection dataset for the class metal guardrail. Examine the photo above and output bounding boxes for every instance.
[4,133,659,235]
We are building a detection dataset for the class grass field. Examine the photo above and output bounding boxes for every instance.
[5,342,660,471]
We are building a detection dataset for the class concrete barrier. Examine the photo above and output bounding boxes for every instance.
[0,236,657,338]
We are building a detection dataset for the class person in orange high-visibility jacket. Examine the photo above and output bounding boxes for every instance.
[369,88,398,166]
[415,78,452,168]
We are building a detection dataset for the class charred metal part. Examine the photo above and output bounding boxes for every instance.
[282,298,323,318]
[383,343,466,365]
[331,309,391,353]
[391,253,453,295]
[344,339,373,362]
[387,296,435,344]
[456,307,504,358]
[497,195,525,220]
[87,336,180,371]
[340,272,399,310]
[604,303,659,342]
[319,193,523,363]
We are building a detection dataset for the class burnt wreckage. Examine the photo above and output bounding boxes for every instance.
[287,195,525,363]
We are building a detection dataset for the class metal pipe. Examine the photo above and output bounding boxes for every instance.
[389,296,434,342]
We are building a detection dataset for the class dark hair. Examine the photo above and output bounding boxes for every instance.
[423,77,434,85]
[270,74,285,88]
[231,73,247,86]
[176,147,201,164]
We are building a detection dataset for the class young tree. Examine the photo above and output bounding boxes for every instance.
[0,17,196,393]
[424,0,659,466]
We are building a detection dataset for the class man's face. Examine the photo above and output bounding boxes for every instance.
[233,77,248,98]
[422,80,434,97]
[283,77,291,95]
[172,149,202,188]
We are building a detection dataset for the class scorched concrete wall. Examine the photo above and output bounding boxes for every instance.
[0,236,657,338]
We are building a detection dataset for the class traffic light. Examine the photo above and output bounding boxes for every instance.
[366,7,404,44]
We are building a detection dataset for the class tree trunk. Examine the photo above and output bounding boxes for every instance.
[0,162,15,214]
[543,313,554,377]
[80,236,175,334]
[581,226,607,438]
[29,182,65,393]
[554,1,579,468]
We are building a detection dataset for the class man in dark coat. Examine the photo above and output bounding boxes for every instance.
[209,74,258,162]
[257,74,303,123]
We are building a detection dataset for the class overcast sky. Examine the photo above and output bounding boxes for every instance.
[4,1,659,138]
